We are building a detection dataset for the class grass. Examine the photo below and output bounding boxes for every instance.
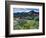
[13,18,39,30]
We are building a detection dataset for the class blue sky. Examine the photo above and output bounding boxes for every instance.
[13,8,39,13]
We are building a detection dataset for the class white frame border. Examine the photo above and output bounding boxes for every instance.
[9,5,43,35]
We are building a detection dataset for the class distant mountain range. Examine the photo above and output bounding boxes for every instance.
[13,10,39,17]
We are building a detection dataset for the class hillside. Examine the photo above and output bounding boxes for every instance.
[13,10,39,17]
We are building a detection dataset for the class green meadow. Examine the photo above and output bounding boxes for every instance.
[13,16,39,30]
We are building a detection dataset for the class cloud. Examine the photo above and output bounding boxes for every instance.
[13,8,39,13]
